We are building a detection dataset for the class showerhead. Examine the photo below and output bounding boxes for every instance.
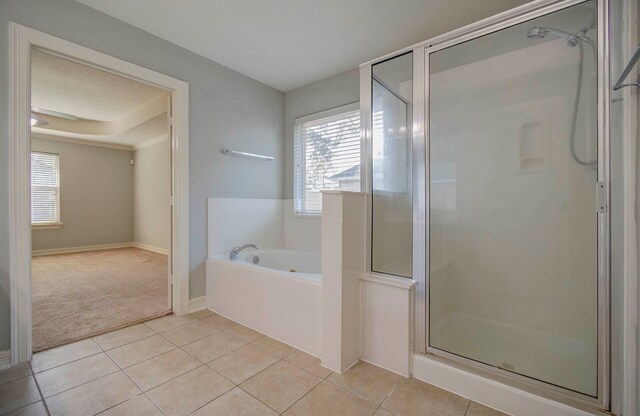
[526,25,580,47]
[526,26,548,39]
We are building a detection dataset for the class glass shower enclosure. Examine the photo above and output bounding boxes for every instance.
[363,0,609,409]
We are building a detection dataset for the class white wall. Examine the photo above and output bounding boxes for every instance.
[207,198,284,257]
[133,138,170,251]
[31,137,133,251]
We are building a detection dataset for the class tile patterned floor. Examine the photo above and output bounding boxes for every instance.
[0,311,510,416]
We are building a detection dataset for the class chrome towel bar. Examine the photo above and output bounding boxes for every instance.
[221,148,274,161]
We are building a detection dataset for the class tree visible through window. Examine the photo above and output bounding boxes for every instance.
[31,152,60,225]
[294,103,361,214]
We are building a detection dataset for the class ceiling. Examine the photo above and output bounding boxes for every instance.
[75,0,532,92]
[32,49,169,148]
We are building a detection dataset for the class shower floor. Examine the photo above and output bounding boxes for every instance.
[430,313,596,396]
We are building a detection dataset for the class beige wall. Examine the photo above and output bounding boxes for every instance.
[31,137,134,251]
[133,138,171,251]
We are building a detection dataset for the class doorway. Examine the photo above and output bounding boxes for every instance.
[9,23,190,364]
[29,48,173,351]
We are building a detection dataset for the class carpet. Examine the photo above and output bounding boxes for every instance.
[32,247,171,352]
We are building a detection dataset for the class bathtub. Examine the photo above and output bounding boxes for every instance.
[205,248,322,356]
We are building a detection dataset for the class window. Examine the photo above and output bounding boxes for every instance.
[293,103,361,215]
[31,152,60,225]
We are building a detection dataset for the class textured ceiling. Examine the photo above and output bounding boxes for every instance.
[31,50,168,147]
[75,0,532,91]
[32,49,166,121]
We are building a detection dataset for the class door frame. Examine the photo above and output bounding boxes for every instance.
[9,23,190,364]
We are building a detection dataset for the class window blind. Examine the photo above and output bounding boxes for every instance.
[294,105,361,214]
[31,152,60,224]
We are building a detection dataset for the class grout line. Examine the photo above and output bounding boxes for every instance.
[28,361,52,416]
[464,399,472,415]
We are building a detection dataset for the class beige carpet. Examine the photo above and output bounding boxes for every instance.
[32,247,171,352]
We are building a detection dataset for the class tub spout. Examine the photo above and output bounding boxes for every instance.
[229,244,258,260]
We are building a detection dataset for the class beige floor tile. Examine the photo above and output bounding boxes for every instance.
[202,315,237,331]
[0,376,41,415]
[0,362,32,386]
[328,361,401,405]
[5,400,48,416]
[160,321,218,347]
[94,324,155,350]
[240,360,321,413]
[190,309,216,320]
[99,394,163,416]
[191,387,277,416]
[145,314,198,332]
[381,378,469,416]
[45,371,140,416]
[182,331,246,363]
[283,381,378,416]
[35,352,119,397]
[251,336,296,358]
[147,366,234,416]
[466,402,510,416]
[107,334,175,368]
[285,350,332,378]
[374,408,395,416]
[124,348,200,391]
[208,344,279,384]
[225,325,264,343]
[31,338,102,373]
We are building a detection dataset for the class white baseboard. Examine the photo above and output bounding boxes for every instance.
[412,354,596,416]
[32,242,169,257]
[131,242,168,255]
[0,350,11,369]
[32,242,133,257]
[189,296,207,313]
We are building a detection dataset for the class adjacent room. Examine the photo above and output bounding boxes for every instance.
[30,49,172,351]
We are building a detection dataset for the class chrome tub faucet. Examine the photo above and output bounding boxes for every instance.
[229,244,258,260]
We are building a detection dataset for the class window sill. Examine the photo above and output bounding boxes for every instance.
[293,213,322,219]
[32,223,63,230]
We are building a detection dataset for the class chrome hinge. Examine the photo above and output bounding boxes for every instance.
[596,181,607,213]
[167,116,173,128]
[169,195,174,206]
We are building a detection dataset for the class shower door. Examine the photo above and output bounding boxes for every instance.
[426,0,607,406]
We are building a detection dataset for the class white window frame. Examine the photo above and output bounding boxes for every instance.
[30,151,62,229]
[293,102,360,216]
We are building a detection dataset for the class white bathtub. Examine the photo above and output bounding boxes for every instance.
[205,248,322,356]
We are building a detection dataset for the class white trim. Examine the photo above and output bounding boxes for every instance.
[359,273,415,290]
[130,242,168,255]
[9,23,190,365]
[32,132,134,151]
[0,351,11,369]
[412,354,600,416]
[188,296,207,313]
[32,242,133,257]
[293,102,359,124]
[31,222,63,230]
[134,134,168,151]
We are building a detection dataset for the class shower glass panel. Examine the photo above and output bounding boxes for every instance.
[428,0,598,396]
[371,53,413,278]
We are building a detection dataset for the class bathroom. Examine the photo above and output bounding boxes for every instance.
[203,1,636,415]
[1,0,638,415]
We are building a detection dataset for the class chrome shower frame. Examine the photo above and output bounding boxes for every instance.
[360,0,613,412]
